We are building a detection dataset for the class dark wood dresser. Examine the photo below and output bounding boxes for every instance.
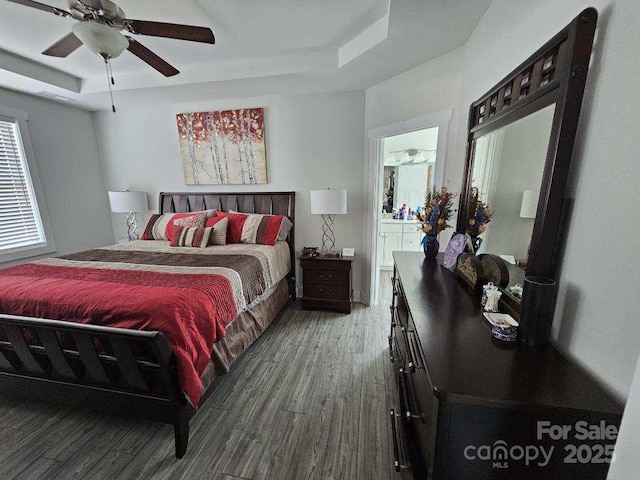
[300,253,353,313]
[389,252,624,480]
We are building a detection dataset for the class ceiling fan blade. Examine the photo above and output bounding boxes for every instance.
[5,0,71,17]
[126,37,179,77]
[124,19,215,44]
[78,0,103,10]
[42,32,83,57]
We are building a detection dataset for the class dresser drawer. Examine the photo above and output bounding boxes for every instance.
[403,366,437,475]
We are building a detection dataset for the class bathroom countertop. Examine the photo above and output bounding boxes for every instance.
[380,218,422,224]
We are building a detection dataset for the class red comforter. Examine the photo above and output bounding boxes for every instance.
[0,262,239,406]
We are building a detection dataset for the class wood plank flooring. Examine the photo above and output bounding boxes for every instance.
[0,273,397,480]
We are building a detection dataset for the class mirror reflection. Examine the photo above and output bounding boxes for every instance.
[471,104,555,271]
[380,128,438,215]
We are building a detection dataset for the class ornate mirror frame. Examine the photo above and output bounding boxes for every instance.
[457,8,598,315]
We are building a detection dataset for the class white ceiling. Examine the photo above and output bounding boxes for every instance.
[0,0,492,110]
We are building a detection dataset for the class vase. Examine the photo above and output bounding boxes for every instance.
[470,235,482,254]
[422,233,439,258]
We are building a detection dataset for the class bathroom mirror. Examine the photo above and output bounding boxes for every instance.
[457,8,598,316]
[380,127,438,214]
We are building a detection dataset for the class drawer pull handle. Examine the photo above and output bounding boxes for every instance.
[399,368,411,420]
[390,409,401,472]
[319,273,333,280]
[318,288,333,294]
[407,331,422,370]
[401,327,416,373]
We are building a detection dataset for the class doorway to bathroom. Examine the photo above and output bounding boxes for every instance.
[378,128,438,269]
[364,109,452,306]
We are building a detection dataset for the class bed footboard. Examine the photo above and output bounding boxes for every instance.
[0,314,192,458]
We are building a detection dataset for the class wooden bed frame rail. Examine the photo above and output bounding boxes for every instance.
[0,314,192,457]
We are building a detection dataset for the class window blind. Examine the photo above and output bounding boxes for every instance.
[0,117,45,251]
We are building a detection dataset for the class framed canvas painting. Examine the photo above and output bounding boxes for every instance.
[442,232,466,271]
[176,108,267,185]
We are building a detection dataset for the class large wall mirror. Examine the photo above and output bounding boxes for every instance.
[457,8,598,316]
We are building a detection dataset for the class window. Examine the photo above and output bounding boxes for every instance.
[0,109,55,262]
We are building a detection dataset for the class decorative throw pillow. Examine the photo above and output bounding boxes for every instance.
[140,213,206,241]
[170,226,212,248]
[205,216,228,245]
[224,210,286,245]
[216,212,248,244]
[277,216,294,241]
[200,208,217,218]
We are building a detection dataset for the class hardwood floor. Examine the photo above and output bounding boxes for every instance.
[0,273,396,480]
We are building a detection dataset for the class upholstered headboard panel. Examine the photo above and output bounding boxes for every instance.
[158,191,296,298]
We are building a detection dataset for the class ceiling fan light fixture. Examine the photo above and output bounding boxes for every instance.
[72,21,128,58]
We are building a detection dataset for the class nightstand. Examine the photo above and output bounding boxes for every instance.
[299,253,353,313]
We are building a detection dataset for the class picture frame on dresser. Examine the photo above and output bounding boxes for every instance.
[442,232,467,271]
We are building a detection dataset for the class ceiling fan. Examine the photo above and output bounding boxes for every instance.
[6,0,215,77]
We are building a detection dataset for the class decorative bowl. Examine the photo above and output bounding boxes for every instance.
[491,325,518,342]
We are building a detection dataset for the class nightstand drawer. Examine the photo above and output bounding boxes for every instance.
[303,269,348,287]
[303,283,348,300]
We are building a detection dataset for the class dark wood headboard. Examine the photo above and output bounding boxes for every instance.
[158,191,296,298]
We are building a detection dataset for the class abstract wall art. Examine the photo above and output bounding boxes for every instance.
[176,108,267,185]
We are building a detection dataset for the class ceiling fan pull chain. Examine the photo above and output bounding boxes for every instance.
[108,58,115,85]
[103,56,116,113]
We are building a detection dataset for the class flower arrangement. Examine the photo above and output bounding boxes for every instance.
[465,187,493,237]
[416,186,457,235]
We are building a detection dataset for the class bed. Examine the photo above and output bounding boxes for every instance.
[0,191,295,458]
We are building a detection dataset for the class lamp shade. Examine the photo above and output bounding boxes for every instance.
[108,191,148,213]
[519,190,538,219]
[310,189,347,215]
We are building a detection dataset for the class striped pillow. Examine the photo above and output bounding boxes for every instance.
[140,213,206,241]
[240,214,285,246]
[204,216,228,245]
[170,226,211,248]
[228,210,290,245]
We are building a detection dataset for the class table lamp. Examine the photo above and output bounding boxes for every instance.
[310,188,347,253]
[108,191,149,241]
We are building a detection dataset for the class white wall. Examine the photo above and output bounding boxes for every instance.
[93,91,366,299]
[365,46,464,134]
[454,0,640,403]
[0,88,114,266]
[607,352,640,479]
